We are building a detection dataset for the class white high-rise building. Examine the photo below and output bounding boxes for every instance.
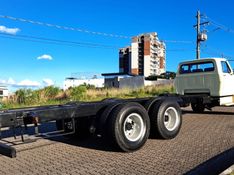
[119,32,166,77]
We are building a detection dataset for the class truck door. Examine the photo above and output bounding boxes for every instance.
[220,61,234,96]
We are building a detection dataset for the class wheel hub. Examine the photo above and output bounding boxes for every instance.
[125,122,134,130]
[123,113,145,142]
[164,115,169,122]
[163,107,180,131]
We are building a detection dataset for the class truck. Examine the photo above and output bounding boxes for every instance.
[0,57,233,158]
[175,57,234,112]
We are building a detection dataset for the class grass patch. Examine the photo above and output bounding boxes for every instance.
[0,84,175,110]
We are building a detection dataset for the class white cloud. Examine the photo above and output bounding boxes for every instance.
[0,78,57,89]
[0,79,6,84]
[0,77,16,85]
[37,54,53,60]
[16,79,41,87]
[43,79,54,86]
[0,25,20,35]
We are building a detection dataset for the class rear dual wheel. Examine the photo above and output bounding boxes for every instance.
[56,100,182,152]
[149,100,182,139]
[107,102,150,152]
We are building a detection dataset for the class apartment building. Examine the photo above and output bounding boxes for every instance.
[119,32,166,77]
[119,46,131,74]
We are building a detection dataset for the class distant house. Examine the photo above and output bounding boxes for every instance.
[102,73,144,89]
[63,77,104,90]
[102,73,173,89]
[0,85,9,99]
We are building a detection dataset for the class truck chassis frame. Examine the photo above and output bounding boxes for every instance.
[0,95,202,158]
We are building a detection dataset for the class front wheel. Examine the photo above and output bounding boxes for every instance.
[191,103,205,113]
[149,100,182,139]
[107,102,150,152]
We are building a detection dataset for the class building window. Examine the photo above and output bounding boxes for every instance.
[0,91,3,95]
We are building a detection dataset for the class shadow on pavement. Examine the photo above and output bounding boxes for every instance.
[50,135,117,152]
[0,121,119,154]
[186,147,234,175]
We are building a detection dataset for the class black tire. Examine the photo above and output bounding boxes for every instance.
[191,103,205,113]
[96,103,121,136]
[107,102,150,152]
[56,118,91,138]
[149,99,182,139]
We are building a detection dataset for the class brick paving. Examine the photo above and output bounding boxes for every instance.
[0,106,233,175]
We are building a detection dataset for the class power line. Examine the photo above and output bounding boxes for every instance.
[199,14,234,59]
[0,15,130,39]
[0,32,119,49]
[204,15,234,34]
[0,34,109,48]
[166,48,191,52]
[163,40,193,44]
[202,50,233,59]
[202,45,234,59]
[0,14,193,44]
[0,33,190,52]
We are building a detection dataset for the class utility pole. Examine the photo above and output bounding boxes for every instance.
[196,11,201,60]
[194,10,209,60]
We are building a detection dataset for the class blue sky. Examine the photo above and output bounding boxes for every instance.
[0,0,234,90]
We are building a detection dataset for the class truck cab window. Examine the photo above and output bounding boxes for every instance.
[180,65,190,74]
[180,62,214,74]
[221,61,231,73]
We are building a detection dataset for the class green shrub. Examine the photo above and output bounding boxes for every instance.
[15,89,28,104]
[69,85,87,101]
[15,89,39,104]
[43,86,60,99]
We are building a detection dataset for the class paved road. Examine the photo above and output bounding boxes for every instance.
[0,107,233,175]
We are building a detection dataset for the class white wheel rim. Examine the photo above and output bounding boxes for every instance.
[123,113,145,142]
[163,107,180,131]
